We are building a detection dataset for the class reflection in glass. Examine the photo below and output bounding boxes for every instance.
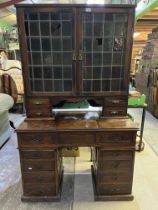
[53,53,62,65]
[115,23,126,37]
[104,22,113,36]
[93,39,102,51]
[32,52,42,65]
[43,52,52,65]
[41,22,50,36]
[103,53,112,65]
[113,37,125,51]
[51,22,61,36]
[104,38,113,51]
[94,23,103,36]
[84,23,92,36]
[43,67,52,78]
[83,39,92,51]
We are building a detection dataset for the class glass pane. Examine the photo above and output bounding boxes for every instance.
[83,13,92,22]
[94,23,103,36]
[51,22,61,36]
[83,38,92,51]
[102,80,110,91]
[93,38,103,51]
[93,80,101,91]
[52,38,61,51]
[54,67,62,79]
[112,67,121,78]
[43,66,53,78]
[41,22,50,36]
[34,80,43,91]
[44,80,53,91]
[33,67,42,78]
[64,80,72,91]
[63,67,72,79]
[104,14,114,21]
[30,22,39,36]
[84,53,92,66]
[84,23,92,36]
[104,22,113,36]
[29,13,38,20]
[31,38,40,51]
[103,53,112,65]
[113,37,125,51]
[94,14,103,22]
[93,53,102,66]
[51,12,61,20]
[53,53,62,65]
[115,14,127,22]
[111,80,120,90]
[43,52,52,65]
[93,67,101,79]
[83,80,91,92]
[54,80,63,91]
[104,38,113,51]
[63,52,72,65]
[32,52,41,65]
[102,67,111,79]
[83,67,92,79]
[115,23,127,37]
[42,38,51,51]
[63,38,72,51]
[25,22,29,36]
[113,53,122,65]
[62,22,72,36]
[40,13,50,20]
[62,12,72,20]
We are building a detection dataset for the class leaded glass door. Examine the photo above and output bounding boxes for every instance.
[80,8,130,95]
[24,9,75,95]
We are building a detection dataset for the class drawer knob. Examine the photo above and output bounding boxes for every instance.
[112,100,120,104]
[28,167,33,170]
[34,101,42,105]
[111,111,118,115]
[36,112,42,116]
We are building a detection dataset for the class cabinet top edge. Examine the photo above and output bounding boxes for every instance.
[15,4,136,9]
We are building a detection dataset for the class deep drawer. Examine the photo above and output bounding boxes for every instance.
[97,183,131,195]
[98,150,134,160]
[103,107,126,117]
[59,132,95,145]
[20,150,56,159]
[18,133,57,147]
[96,131,134,146]
[22,159,56,171]
[27,98,50,106]
[23,171,56,183]
[23,183,56,196]
[98,160,132,171]
[27,107,51,118]
[105,97,127,107]
[97,172,132,184]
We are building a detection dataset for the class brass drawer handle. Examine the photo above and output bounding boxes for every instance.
[111,111,118,115]
[34,101,42,105]
[36,112,42,116]
[28,167,33,170]
[112,100,120,104]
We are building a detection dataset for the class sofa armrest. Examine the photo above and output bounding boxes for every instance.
[0,93,14,111]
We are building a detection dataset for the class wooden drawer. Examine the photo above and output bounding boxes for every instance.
[105,97,127,107]
[22,159,56,171]
[27,107,51,118]
[98,160,132,171]
[59,132,95,145]
[97,172,131,184]
[104,107,126,117]
[27,98,50,106]
[98,150,134,160]
[20,150,56,159]
[18,133,57,148]
[23,183,56,196]
[97,183,131,195]
[96,131,134,146]
[23,171,55,183]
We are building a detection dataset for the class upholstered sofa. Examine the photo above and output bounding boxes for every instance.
[0,93,14,148]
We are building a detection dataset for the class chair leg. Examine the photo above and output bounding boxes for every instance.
[9,121,16,129]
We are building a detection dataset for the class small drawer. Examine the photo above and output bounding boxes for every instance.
[98,160,132,171]
[98,150,134,160]
[18,133,57,148]
[23,183,56,196]
[96,131,134,146]
[105,97,127,107]
[27,107,51,118]
[27,98,50,106]
[59,132,95,146]
[97,183,131,195]
[20,150,56,159]
[104,107,126,117]
[97,172,132,184]
[23,171,55,183]
[22,159,56,171]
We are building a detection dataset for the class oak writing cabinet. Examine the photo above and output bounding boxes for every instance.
[16,3,138,202]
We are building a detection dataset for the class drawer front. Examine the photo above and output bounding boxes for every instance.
[104,107,126,117]
[22,159,56,171]
[96,131,134,146]
[23,183,56,196]
[98,150,134,160]
[97,172,132,184]
[59,132,95,145]
[27,107,51,118]
[97,183,131,195]
[105,97,127,107]
[20,150,56,159]
[98,160,132,171]
[27,98,50,106]
[23,171,55,183]
[18,133,57,147]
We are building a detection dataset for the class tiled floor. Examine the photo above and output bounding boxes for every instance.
[0,111,158,210]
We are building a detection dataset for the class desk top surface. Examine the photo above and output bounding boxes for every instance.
[17,118,139,132]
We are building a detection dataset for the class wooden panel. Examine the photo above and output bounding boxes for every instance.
[98,150,134,160]
[23,183,56,196]
[96,131,134,146]
[103,107,127,117]
[105,97,127,107]
[97,160,132,171]
[27,97,50,106]
[22,159,56,171]
[20,150,56,159]
[18,133,57,147]
[23,171,56,183]
[27,107,52,118]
